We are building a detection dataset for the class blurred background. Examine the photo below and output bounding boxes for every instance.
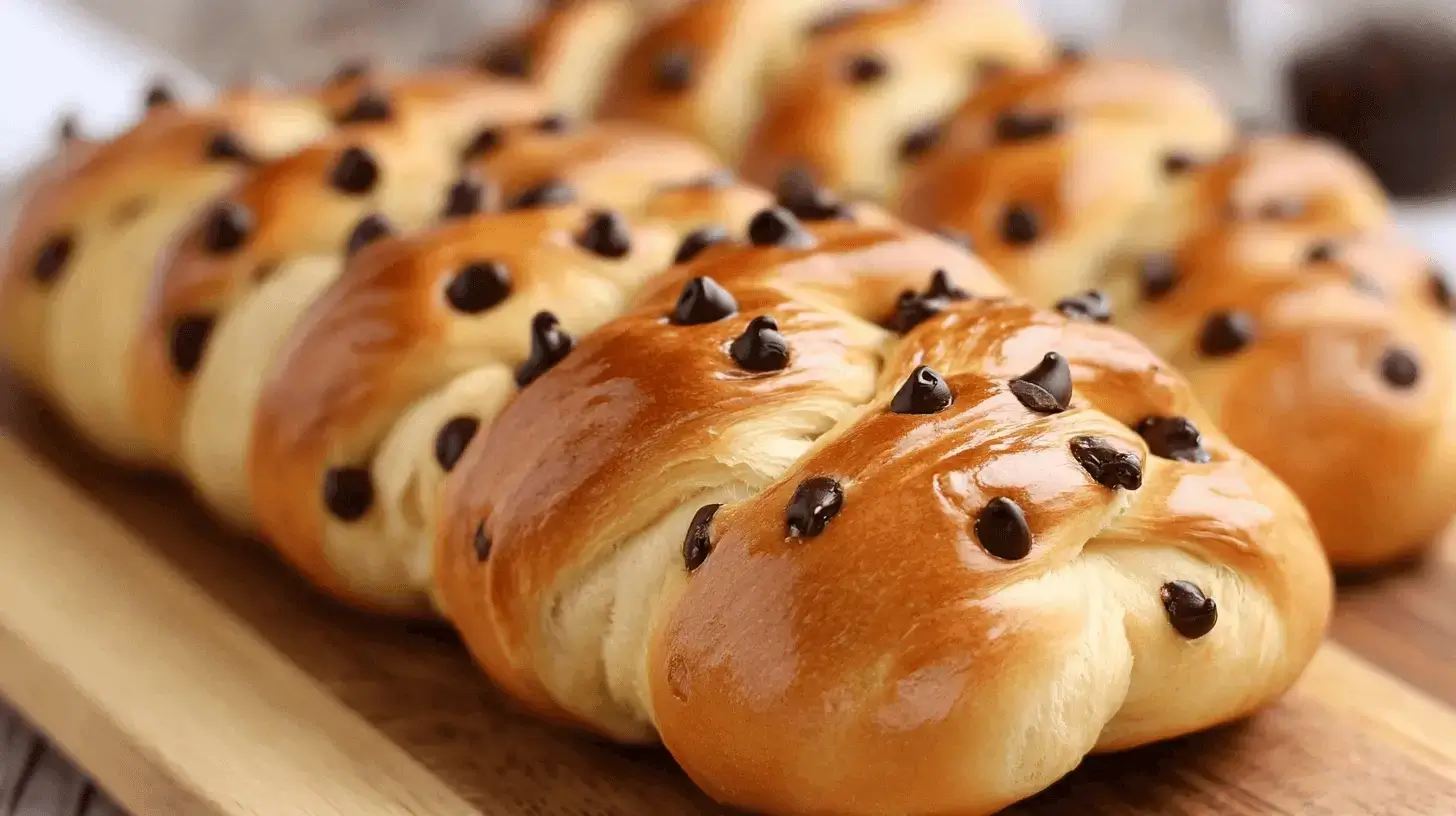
[5,0,1456,253]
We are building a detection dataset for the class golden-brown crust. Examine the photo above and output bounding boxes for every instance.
[742,0,1053,200]
[0,90,334,462]
[130,75,547,469]
[649,298,1328,815]
[475,0,644,117]
[248,204,684,611]
[894,61,1452,568]
[435,218,1007,736]
[897,119,1169,304]
[597,0,846,162]
[935,57,1235,160]
[463,119,724,212]
[1116,224,1456,567]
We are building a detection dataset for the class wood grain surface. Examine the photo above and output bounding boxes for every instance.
[1,379,1455,816]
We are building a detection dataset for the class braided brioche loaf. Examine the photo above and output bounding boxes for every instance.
[0,84,336,464]
[432,209,1331,813]
[893,58,1456,567]
[0,12,1344,816]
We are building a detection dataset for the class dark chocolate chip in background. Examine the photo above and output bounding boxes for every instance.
[203,202,252,254]
[472,522,493,561]
[1001,204,1040,245]
[1380,347,1420,388]
[323,466,374,522]
[671,276,738,325]
[675,225,730,265]
[1139,254,1179,300]
[576,211,632,258]
[169,314,216,377]
[515,311,576,387]
[434,416,482,472]
[445,261,512,314]
[845,53,889,84]
[747,207,814,249]
[1136,416,1212,463]
[345,213,392,256]
[507,180,577,210]
[654,48,694,92]
[329,146,380,195]
[31,233,75,285]
[1197,310,1255,357]
[994,112,1062,143]
[1055,290,1112,323]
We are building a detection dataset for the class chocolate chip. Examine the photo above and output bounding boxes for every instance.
[144,81,174,109]
[675,225,729,264]
[654,48,694,92]
[1070,436,1142,490]
[536,113,570,133]
[1139,254,1178,300]
[168,314,215,376]
[58,115,79,142]
[442,176,490,219]
[1160,580,1217,639]
[472,522,492,561]
[890,365,953,415]
[480,42,531,78]
[683,504,720,571]
[204,130,253,164]
[329,60,367,85]
[774,167,848,222]
[576,211,632,258]
[975,497,1032,560]
[1136,416,1211,463]
[202,202,251,254]
[1380,347,1420,388]
[899,122,943,161]
[322,466,374,522]
[1305,241,1336,264]
[1001,204,1040,245]
[1431,266,1455,315]
[1055,290,1111,323]
[329,146,379,195]
[507,180,576,210]
[747,207,813,248]
[671,276,738,325]
[345,213,392,257]
[515,311,575,387]
[1009,352,1072,413]
[1163,152,1197,175]
[434,416,481,471]
[445,261,511,314]
[730,316,789,372]
[994,112,1062,142]
[337,88,392,124]
[1059,42,1086,61]
[31,234,74,285]
[786,477,843,538]
[460,128,503,161]
[845,53,889,84]
[890,269,971,333]
[1197,310,1255,357]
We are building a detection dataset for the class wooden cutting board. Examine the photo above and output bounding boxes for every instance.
[1,376,1454,816]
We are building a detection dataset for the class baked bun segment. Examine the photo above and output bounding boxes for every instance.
[0,87,334,464]
[596,0,848,163]
[433,216,1329,813]
[131,74,547,523]
[475,0,644,118]
[895,57,1453,567]
[247,174,772,614]
[742,0,1053,201]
